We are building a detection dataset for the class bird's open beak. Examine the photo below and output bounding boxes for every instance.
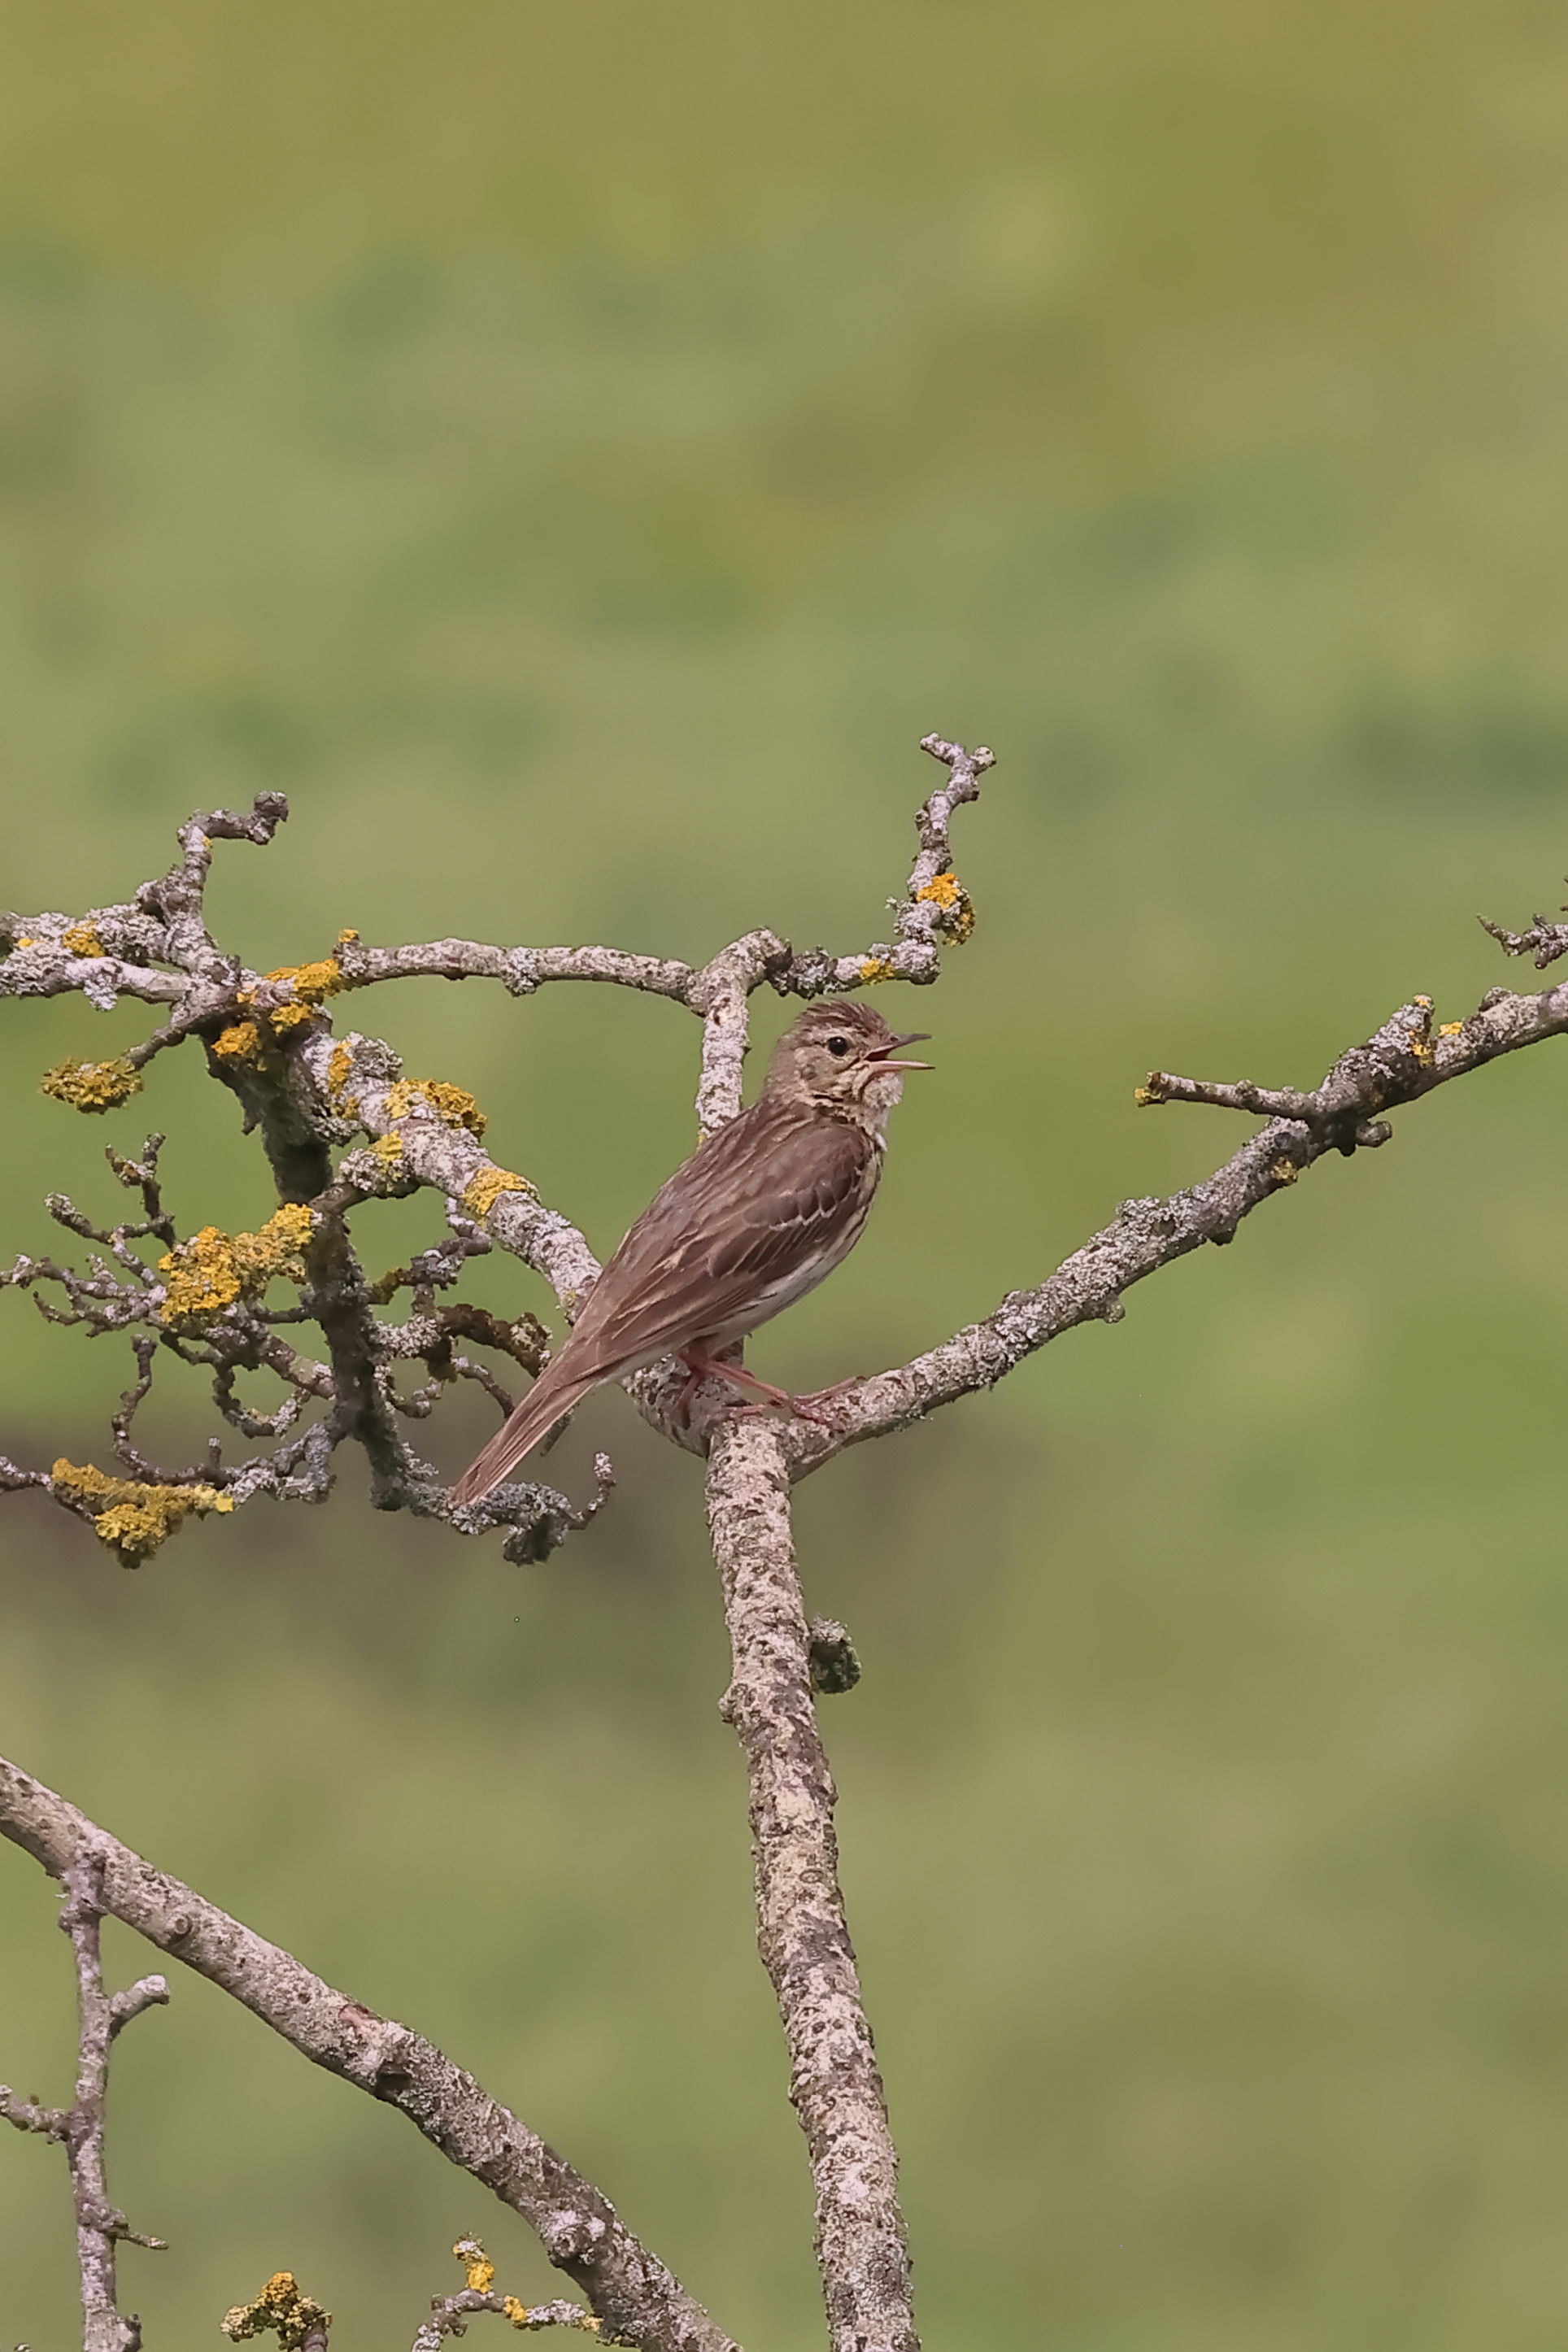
[869,1030,933,1072]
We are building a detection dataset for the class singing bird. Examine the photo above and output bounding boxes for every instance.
[450,1000,931,1505]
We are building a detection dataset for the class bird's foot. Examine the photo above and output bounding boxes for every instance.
[677,1348,852,1429]
[784,1376,861,1427]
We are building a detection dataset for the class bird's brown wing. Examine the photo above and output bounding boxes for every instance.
[564,1097,881,1379]
[450,1103,878,1504]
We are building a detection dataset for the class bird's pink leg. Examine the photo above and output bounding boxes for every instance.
[677,1346,846,1427]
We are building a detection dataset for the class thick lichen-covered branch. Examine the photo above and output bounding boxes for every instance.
[0,1755,739,2352]
[2,1139,595,1566]
[2,743,987,1557]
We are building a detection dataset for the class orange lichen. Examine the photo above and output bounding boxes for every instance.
[51,1459,233,1566]
[463,1165,534,1217]
[385,1078,488,1138]
[220,2270,333,2349]
[1437,1020,1464,1039]
[916,869,975,943]
[859,956,896,984]
[261,957,344,1005]
[62,920,104,956]
[156,1204,313,1330]
[233,958,347,1041]
[456,2237,497,2295]
[211,1020,264,1064]
[41,1056,143,1113]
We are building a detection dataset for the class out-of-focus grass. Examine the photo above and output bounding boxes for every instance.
[6,3,1568,2345]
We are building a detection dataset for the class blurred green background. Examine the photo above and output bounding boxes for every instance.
[6,2,1568,2344]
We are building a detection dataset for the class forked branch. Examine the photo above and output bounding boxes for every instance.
[10,750,1568,2352]
[0,1754,738,2352]
[2,1847,169,2352]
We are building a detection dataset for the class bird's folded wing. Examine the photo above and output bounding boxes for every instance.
[564,1105,879,1379]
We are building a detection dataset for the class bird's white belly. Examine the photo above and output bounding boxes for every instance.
[704,1205,871,1348]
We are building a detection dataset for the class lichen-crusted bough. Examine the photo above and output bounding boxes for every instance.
[6,738,1568,2348]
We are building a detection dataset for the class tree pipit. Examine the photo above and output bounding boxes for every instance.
[451,1001,930,1504]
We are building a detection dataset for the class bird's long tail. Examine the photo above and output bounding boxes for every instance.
[449,1361,600,1506]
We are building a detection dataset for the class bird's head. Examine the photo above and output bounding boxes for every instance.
[765,1000,932,1126]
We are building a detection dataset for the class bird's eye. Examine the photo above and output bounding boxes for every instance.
[826,1035,851,1057]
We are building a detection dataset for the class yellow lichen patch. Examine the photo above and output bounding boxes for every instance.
[233,958,347,1041]
[463,1165,534,1218]
[944,892,975,944]
[1437,1020,1464,1038]
[157,1205,314,1330]
[237,1201,314,1275]
[41,1056,144,1113]
[159,1227,244,1324]
[503,2298,530,2328]
[327,1041,354,1095]
[455,2237,496,2294]
[371,1132,407,1168]
[220,2269,333,2349]
[385,1077,488,1138]
[859,956,896,984]
[62,920,104,957]
[263,957,344,1005]
[211,1020,264,1065]
[335,926,360,947]
[916,869,975,943]
[1133,1080,1165,1108]
[1409,1034,1434,1065]
[1269,1157,1300,1185]
[51,1460,233,1567]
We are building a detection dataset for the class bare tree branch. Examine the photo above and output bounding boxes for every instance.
[1479,898,1568,969]
[0,1754,739,2352]
[770,971,1568,1477]
[705,1420,914,2352]
[1,1849,172,2352]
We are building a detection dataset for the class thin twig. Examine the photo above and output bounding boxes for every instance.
[412,2291,603,2345]
[55,1849,169,2351]
[776,974,1568,1477]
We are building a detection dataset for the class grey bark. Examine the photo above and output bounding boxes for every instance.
[706,1420,915,2352]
